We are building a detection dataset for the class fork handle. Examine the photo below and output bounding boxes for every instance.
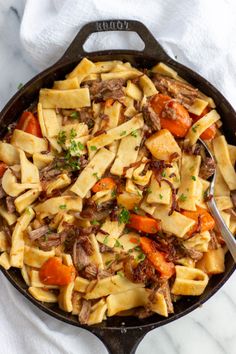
[207,198,236,262]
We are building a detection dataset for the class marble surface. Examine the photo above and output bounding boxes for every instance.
[0,1,236,354]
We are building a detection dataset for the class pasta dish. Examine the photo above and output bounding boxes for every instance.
[0,58,235,325]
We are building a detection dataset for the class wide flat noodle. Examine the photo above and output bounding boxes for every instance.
[67,58,96,84]
[153,205,195,238]
[177,153,201,210]
[213,135,236,190]
[0,142,19,165]
[53,77,80,90]
[87,114,144,159]
[70,148,115,198]
[11,129,48,155]
[110,130,142,176]
[186,110,220,145]
[39,88,91,109]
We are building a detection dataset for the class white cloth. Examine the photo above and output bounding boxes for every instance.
[1,1,236,354]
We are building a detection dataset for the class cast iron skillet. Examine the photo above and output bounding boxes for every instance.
[0,19,236,354]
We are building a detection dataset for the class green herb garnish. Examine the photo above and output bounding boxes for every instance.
[118,208,130,224]
[103,235,109,245]
[161,171,167,177]
[17,83,23,90]
[136,253,146,262]
[117,271,124,277]
[59,204,67,210]
[120,131,126,137]
[159,194,163,200]
[191,175,196,181]
[114,239,122,248]
[111,189,117,198]
[105,260,113,267]
[70,128,77,140]
[146,187,152,194]
[131,130,138,138]
[77,142,85,151]
[57,130,66,146]
[133,206,139,212]
[92,172,99,181]
[91,220,99,225]
[70,111,79,119]
[25,207,31,215]
[179,193,187,202]
[90,145,97,151]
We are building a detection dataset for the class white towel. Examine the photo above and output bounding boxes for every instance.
[20,0,236,104]
[1,1,236,354]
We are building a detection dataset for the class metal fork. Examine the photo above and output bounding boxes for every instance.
[199,138,236,262]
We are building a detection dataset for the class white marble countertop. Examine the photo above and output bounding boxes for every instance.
[0,2,236,354]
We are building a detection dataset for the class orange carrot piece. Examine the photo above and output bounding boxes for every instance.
[0,162,8,177]
[128,214,160,234]
[17,111,42,137]
[92,177,116,193]
[105,98,114,107]
[150,94,192,137]
[39,257,76,286]
[181,206,215,236]
[140,237,175,279]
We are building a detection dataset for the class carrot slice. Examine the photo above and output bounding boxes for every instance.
[150,94,192,137]
[140,237,175,279]
[39,257,76,286]
[181,206,215,236]
[92,177,116,193]
[0,162,8,177]
[105,98,114,107]
[128,214,160,234]
[17,111,42,138]
[189,107,216,140]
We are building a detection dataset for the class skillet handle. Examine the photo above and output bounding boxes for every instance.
[90,327,151,354]
[58,19,169,62]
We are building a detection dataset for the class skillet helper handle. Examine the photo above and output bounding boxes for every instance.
[59,19,169,61]
[207,198,236,262]
[91,327,150,354]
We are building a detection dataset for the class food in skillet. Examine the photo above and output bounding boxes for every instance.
[0,59,235,325]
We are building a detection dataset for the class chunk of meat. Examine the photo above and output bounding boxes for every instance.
[82,263,98,280]
[142,103,161,131]
[79,299,91,324]
[28,225,50,241]
[84,79,125,101]
[152,74,198,108]
[199,157,216,180]
[5,196,16,213]
[123,257,159,285]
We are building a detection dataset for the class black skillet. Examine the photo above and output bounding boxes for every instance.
[0,19,236,354]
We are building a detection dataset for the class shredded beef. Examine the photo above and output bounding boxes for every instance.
[0,185,6,199]
[152,74,198,108]
[79,299,91,324]
[142,104,161,131]
[150,160,172,185]
[82,263,98,280]
[6,196,16,214]
[28,225,50,241]
[199,157,216,180]
[162,179,177,215]
[123,257,159,285]
[208,230,224,249]
[84,79,125,101]
[2,225,11,244]
[98,269,113,279]
[225,208,236,219]
[157,281,174,314]
[184,143,202,156]
[73,242,90,270]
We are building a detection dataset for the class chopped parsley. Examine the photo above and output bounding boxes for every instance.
[192,125,199,133]
[111,189,117,198]
[159,194,163,200]
[120,131,126,137]
[117,271,124,277]
[136,253,146,262]
[105,260,113,267]
[114,239,122,248]
[134,246,142,252]
[70,111,79,119]
[118,208,130,224]
[70,128,77,140]
[77,142,85,151]
[179,193,187,202]
[133,206,139,213]
[103,235,109,245]
[17,83,23,90]
[59,204,67,210]
[92,172,99,181]
[146,187,152,194]
[91,220,99,225]
[131,130,138,138]
[191,175,196,181]
[90,145,97,151]
[57,130,66,146]
[161,171,167,177]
